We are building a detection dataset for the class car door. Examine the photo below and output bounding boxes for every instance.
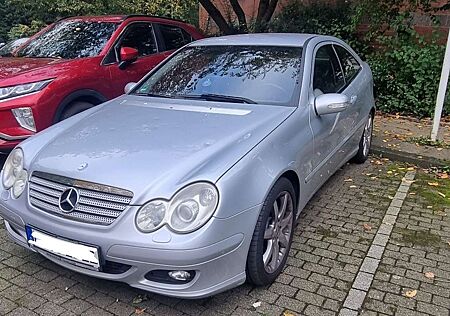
[105,22,168,97]
[306,43,348,191]
[333,44,364,149]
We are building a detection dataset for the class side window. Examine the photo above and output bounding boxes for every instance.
[313,45,345,94]
[118,23,157,58]
[334,45,361,83]
[158,24,191,51]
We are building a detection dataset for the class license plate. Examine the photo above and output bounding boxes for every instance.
[26,226,100,271]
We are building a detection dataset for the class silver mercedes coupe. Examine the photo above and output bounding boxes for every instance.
[0,34,374,298]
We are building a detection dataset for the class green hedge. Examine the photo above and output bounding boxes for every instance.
[271,1,449,117]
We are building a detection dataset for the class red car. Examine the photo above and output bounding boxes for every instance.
[0,15,203,152]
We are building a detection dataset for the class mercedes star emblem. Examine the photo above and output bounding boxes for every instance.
[59,188,80,213]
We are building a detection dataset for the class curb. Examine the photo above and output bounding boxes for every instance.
[371,145,449,169]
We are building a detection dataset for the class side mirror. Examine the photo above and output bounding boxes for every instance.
[124,82,137,94]
[119,47,138,70]
[314,93,350,116]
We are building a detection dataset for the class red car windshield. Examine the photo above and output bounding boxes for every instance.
[16,20,117,59]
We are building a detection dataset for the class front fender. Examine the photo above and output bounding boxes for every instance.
[215,108,313,219]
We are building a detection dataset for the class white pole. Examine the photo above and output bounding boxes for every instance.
[431,29,450,141]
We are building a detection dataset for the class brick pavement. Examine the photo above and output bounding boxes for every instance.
[0,159,448,315]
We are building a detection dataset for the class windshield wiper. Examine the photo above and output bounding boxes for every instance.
[135,93,176,99]
[177,94,257,104]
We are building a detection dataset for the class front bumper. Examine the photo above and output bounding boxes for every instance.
[0,190,261,298]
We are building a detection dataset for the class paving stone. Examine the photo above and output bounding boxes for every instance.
[343,289,366,310]
[352,272,374,291]
[361,260,379,278]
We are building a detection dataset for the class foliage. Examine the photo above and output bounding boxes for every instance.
[269,0,449,118]
[368,31,448,117]
[0,0,198,41]
[7,20,47,40]
[270,1,367,55]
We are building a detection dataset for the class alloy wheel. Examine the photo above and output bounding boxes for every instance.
[262,191,294,273]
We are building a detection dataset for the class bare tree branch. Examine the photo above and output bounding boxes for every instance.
[229,0,248,32]
[199,0,234,34]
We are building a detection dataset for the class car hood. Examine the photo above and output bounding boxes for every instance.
[28,95,295,204]
[0,57,65,80]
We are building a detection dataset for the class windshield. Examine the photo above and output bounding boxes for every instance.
[0,38,28,57]
[133,45,302,106]
[16,20,117,59]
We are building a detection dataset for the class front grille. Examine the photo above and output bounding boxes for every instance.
[29,171,133,226]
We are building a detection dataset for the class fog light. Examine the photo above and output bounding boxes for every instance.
[11,107,36,132]
[168,270,191,281]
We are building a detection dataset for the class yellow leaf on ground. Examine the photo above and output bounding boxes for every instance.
[349,185,357,188]
[363,223,372,231]
[439,174,449,179]
[438,192,446,198]
[344,179,353,182]
[387,171,393,174]
[424,272,435,279]
[405,290,417,298]
[283,311,295,316]
[407,167,415,171]
[427,206,433,209]
[428,182,439,187]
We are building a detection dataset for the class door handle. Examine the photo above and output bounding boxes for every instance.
[350,95,358,105]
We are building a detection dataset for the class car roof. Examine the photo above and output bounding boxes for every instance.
[62,15,188,24]
[191,33,317,47]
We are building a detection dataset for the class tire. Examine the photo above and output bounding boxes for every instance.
[246,177,296,286]
[59,101,95,121]
[352,112,374,164]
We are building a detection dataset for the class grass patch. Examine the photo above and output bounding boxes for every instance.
[399,228,441,247]
[412,172,450,211]
[408,136,450,149]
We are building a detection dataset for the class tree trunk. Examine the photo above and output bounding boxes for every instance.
[199,0,235,34]
[255,0,278,32]
[229,0,248,32]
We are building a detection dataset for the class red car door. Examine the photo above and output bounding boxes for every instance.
[105,22,168,98]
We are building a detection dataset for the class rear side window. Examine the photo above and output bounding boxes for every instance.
[334,45,361,83]
[158,24,191,51]
[313,45,345,94]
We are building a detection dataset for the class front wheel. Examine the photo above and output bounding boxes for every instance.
[246,178,296,286]
[352,112,373,164]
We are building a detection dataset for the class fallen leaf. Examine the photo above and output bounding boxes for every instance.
[365,173,373,176]
[283,311,295,316]
[405,289,417,298]
[424,272,435,279]
[363,223,372,231]
[428,182,439,187]
[135,307,146,315]
[370,176,377,180]
[437,148,443,151]
[388,195,394,200]
[387,171,393,174]
[344,178,353,182]
[64,287,69,291]
[438,192,446,198]
[407,167,415,171]
[409,192,416,195]
[132,295,147,304]
[439,173,449,179]
[427,206,433,209]
[252,301,262,308]
[349,185,357,188]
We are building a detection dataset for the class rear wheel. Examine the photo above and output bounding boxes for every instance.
[246,178,296,286]
[59,101,95,121]
[352,112,373,164]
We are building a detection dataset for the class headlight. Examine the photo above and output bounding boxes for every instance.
[1,148,28,198]
[135,182,219,234]
[0,79,53,101]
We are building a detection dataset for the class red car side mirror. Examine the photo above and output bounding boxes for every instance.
[119,47,138,70]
